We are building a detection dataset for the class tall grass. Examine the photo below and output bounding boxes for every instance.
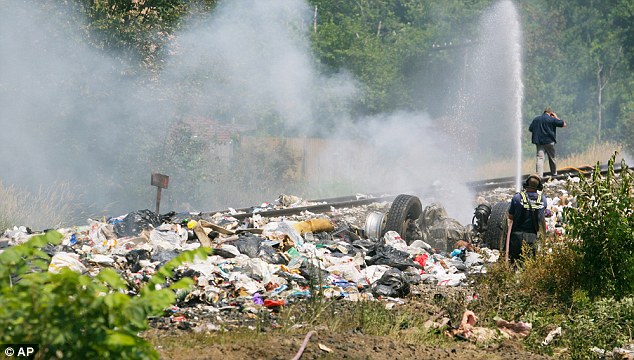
[0,181,85,231]
[476,141,623,179]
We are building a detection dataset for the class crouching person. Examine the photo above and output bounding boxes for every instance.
[507,175,547,264]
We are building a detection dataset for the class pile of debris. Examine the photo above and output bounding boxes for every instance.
[0,179,573,332]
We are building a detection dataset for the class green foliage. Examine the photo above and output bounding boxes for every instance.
[0,231,208,359]
[564,153,634,299]
[517,234,583,305]
[309,0,487,116]
[309,0,415,114]
[563,296,634,358]
[612,0,634,70]
[20,0,634,157]
[522,0,632,153]
[80,0,217,72]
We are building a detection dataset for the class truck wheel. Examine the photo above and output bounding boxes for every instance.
[483,201,510,250]
[383,194,422,243]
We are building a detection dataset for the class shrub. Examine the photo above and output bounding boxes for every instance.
[0,231,207,359]
[563,295,634,358]
[564,153,634,299]
[517,233,583,305]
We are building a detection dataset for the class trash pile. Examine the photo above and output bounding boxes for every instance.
[0,179,574,332]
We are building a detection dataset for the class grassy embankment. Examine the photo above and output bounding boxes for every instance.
[0,181,82,231]
[477,141,623,179]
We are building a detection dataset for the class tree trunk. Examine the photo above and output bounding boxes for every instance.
[597,61,602,142]
[596,47,623,143]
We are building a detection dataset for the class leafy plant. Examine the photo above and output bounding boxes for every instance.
[471,260,540,324]
[562,296,634,358]
[517,233,583,305]
[0,231,208,359]
[564,153,634,299]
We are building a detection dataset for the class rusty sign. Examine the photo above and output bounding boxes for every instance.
[151,172,169,189]
[151,172,169,214]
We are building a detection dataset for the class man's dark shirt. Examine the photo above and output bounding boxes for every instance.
[529,114,565,145]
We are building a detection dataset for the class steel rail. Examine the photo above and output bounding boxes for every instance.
[202,163,625,219]
[466,163,624,192]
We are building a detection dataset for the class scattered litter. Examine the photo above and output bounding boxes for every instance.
[2,187,558,334]
[541,326,562,346]
[496,318,532,338]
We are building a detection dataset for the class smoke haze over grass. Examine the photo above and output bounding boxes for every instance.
[0,0,528,227]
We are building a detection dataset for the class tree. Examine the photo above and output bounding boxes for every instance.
[594,46,623,141]
[612,0,634,70]
[522,0,632,154]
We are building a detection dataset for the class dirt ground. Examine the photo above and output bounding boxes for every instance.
[145,284,553,360]
[148,329,551,360]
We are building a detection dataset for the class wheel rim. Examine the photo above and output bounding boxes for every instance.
[364,211,385,239]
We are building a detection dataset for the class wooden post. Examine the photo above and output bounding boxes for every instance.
[155,187,162,214]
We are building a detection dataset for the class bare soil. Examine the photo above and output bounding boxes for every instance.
[145,284,552,360]
[147,328,551,360]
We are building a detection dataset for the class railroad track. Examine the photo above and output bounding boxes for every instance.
[465,163,623,192]
[203,162,625,220]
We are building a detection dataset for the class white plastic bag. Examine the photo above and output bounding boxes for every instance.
[384,231,408,251]
[49,252,87,273]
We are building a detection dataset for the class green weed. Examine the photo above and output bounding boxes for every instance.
[564,153,634,299]
[0,231,208,359]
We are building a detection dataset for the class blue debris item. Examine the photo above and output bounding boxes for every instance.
[69,233,77,245]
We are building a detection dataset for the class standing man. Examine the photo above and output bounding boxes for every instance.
[507,175,547,263]
[529,107,567,178]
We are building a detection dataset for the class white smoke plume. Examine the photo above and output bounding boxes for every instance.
[1,0,517,226]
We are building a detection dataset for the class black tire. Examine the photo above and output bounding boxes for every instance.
[484,201,510,250]
[383,194,423,243]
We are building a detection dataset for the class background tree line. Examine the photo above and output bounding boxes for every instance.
[51,0,631,155]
